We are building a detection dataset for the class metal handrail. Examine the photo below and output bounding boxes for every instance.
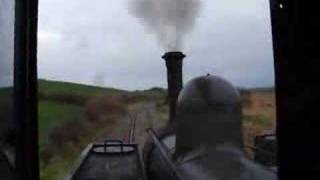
[147,128,184,180]
[103,139,124,153]
[0,150,14,170]
[244,145,277,174]
[255,134,276,139]
[245,145,277,159]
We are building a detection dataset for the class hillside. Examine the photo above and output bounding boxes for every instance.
[38,79,126,100]
[37,79,167,180]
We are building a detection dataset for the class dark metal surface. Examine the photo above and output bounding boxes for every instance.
[66,142,145,180]
[147,129,183,180]
[0,152,15,180]
[162,51,185,122]
[176,146,277,180]
[253,134,277,166]
[175,75,243,155]
[14,0,39,180]
[269,0,320,179]
[146,133,278,180]
[143,123,176,179]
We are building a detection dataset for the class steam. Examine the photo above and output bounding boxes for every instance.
[129,0,202,51]
[93,72,105,87]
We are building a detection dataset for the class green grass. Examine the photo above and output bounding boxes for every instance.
[0,87,13,100]
[38,99,87,180]
[37,80,168,180]
[242,114,274,148]
[38,79,167,103]
[39,79,126,98]
[40,143,82,180]
[243,115,273,128]
[38,80,132,180]
[38,100,84,150]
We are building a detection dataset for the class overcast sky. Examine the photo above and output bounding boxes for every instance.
[0,0,14,87]
[0,0,275,90]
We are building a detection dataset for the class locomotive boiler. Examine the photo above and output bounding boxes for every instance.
[143,73,278,180]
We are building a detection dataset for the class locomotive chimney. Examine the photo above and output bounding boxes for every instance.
[162,51,185,123]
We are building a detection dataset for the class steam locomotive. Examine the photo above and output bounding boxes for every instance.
[143,74,277,180]
[62,52,277,180]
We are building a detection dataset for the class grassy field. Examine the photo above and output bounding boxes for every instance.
[39,79,125,97]
[38,79,135,151]
[38,101,84,151]
[38,79,163,180]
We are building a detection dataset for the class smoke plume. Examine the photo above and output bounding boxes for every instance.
[129,0,202,51]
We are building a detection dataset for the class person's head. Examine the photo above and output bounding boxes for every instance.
[175,75,243,155]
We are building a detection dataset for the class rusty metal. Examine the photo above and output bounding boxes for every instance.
[162,52,185,123]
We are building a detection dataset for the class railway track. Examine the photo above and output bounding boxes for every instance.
[127,111,137,144]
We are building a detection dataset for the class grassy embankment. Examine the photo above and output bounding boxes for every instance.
[240,88,276,153]
[38,79,166,180]
[38,79,128,180]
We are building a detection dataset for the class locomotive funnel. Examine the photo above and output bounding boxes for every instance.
[162,51,185,123]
